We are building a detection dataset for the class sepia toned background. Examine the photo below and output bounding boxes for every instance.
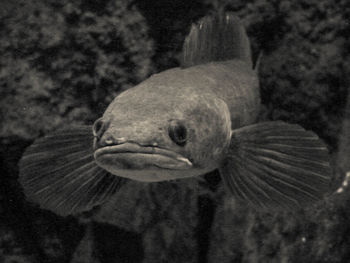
[0,0,349,262]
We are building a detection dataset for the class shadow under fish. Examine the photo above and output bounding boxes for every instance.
[18,13,332,217]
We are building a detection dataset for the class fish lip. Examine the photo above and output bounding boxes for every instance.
[94,142,192,169]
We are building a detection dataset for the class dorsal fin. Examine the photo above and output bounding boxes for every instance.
[181,13,252,68]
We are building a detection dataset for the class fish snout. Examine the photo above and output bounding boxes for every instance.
[97,135,127,148]
[92,118,108,139]
[93,118,125,149]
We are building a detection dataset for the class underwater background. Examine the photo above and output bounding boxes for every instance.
[0,0,349,262]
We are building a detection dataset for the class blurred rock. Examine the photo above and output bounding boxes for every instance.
[70,224,100,263]
[94,179,199,262]
[337,85,350,176]
[0,224,36,263]
[0,0,154,139]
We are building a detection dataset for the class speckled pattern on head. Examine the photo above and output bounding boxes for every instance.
[96,59,259,181]
[104,60,260,130]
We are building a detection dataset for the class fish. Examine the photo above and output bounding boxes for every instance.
[18,13,332,216]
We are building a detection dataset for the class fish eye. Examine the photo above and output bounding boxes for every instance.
[168,120,187,146]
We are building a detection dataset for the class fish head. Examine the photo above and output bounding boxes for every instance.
[93,82,232,182]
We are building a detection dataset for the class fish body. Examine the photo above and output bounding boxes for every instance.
[106,59,260,129]
[19,13,331,216]
[95,60,259,182]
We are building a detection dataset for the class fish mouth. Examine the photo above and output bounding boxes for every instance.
[94,142,192,170]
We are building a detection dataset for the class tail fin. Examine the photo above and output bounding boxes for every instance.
[181,13,252,68]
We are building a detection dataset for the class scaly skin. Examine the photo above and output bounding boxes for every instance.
[95,59,259,182]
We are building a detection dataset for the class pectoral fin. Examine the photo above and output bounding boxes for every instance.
[219,121,332,210]
[19,125,124,216]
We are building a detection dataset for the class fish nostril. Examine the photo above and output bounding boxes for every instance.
[94,135,114,149]
[103,137,126,146]
[92,118,107,139]
[95,136,127,148]
[105,138,114,145]
[92,118,127,148]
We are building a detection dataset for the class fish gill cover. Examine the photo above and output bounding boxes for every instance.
[0,0,349,263]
